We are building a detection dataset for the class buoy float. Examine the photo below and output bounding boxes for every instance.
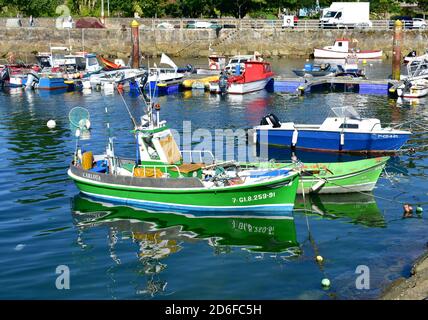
[47,119,56,129]
[416,206,423,213]
[321,278,330,288]
[316,255,324,263]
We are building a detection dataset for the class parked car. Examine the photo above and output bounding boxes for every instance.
[156,22,175,29]
[413,18,427,29]
[186,21,220,29]
[389,16,413,29]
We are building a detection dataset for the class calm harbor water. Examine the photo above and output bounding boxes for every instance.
[0,58,427,300]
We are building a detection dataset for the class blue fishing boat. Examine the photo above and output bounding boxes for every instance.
[254,107,411,154]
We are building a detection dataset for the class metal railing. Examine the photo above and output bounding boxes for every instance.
[0,17,425,31]
[129,18,425,31]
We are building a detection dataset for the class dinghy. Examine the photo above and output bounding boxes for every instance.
[397,78,428,98]
[254,107,411,154]
[293,63,336,77]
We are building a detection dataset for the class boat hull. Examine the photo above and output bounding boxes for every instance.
[228,78,272,94]
[256,128,410,153]
[37,77,67,90]
[68,166,299,214]
[314,48,383,59]
[397,85,428,98]
[298,157,388,194]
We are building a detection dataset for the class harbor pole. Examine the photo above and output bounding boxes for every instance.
[131,20,140,69]
[392,20,403,80]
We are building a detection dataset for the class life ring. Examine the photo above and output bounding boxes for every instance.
[209,62,218,70]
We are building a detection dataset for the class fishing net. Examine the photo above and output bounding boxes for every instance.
[69,107,90,129]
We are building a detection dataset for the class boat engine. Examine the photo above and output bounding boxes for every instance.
[0,67,10,86]
[260,114,282,128]
[25,71,40,89]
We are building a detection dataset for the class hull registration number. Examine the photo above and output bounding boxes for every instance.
[232,192,276,204]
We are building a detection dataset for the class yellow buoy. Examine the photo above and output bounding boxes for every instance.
[316,255,324,263]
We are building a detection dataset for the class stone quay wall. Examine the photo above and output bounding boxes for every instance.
[0,24,427,61]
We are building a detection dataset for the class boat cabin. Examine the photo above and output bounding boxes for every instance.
[229,61,274,83]
[134,121,207,178]
[324,38,351,53]
[208,55,226,70]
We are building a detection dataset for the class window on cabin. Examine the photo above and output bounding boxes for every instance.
[338,42,342,47]
[339,123,359,129]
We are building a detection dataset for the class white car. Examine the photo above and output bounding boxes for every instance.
[156,22,175,29]
[413,18,427,29]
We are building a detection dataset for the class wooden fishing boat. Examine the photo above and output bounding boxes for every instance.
[68,100,300,214]
[209,61,274,94]
[247,156,388,194]
[314,38,382,59]
[254,107,411,154]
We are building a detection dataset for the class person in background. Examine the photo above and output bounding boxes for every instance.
[29,15,35,27]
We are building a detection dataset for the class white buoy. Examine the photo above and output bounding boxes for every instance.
[321,278,331,287]
[47,119,56,129]
[316,255,324,263]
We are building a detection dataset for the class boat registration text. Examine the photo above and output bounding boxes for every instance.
[232,192,276,204]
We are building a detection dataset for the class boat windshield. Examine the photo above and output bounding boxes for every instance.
[331,106,360,119]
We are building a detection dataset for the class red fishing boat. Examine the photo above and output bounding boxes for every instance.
[209,61,274,94]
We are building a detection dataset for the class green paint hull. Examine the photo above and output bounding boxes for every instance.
[248,156,389,194]
[73,195,300,254]
[68,166,300,214]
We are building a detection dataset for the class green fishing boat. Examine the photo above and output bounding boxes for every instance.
[73,195,300,254]
[248,156,389,194]
[68,96,300,214]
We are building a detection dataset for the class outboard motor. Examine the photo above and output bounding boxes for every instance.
[260,113,282,128]
[218,73,228,94]
[25,71,40,89]
[0,67,10,86]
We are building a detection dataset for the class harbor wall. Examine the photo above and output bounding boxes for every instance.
[1,26,428,61]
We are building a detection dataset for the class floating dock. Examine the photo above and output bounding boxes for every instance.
[270,77,399,96]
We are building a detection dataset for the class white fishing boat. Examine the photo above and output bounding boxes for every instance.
[314,38,382,59]
[397,79,428,98]
[147,54,184,90]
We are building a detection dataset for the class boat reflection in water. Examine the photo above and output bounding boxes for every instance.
[294,193,385,228]
[71,195,300,297]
